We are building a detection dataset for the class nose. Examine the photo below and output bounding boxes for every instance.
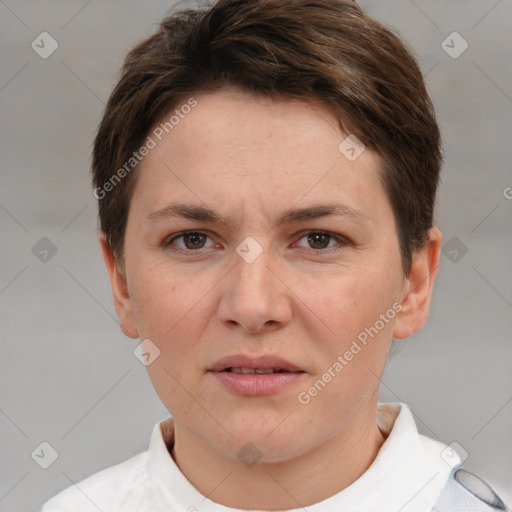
[217,240,292,334]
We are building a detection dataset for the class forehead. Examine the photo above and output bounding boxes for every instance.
[132,89,390,222]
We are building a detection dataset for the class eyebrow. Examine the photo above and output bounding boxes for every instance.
[146,202,371,227]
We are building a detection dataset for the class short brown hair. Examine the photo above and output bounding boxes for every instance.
[92,0,441,274]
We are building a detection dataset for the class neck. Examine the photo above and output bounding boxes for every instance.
[171,401,388,510]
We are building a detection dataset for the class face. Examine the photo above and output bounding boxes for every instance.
[101,88,441,463]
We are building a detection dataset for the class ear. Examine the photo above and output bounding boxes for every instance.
[99,233,139,339]
[393,227,442,339]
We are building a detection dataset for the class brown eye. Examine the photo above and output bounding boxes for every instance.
[307,232,332,250]
[182,232,207,249]
[295,231,347,252]
[166,231,214,252]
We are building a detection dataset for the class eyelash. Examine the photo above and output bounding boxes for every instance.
[164,230,350,256]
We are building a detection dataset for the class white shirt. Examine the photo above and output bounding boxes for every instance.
[40,402,500,511]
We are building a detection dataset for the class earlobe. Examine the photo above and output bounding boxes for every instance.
[392,227,442,340]
[98,233,140,339]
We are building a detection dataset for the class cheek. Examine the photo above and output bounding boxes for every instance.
[300,277,396,417]
[133,264,213,411]
[129,260,211,340]
[303,269,399,382]
[308,271,389,337]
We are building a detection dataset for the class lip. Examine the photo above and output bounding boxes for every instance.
[209,354,304,373]
[208,354,306,396]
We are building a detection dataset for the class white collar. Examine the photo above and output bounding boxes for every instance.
[146,402,458,511]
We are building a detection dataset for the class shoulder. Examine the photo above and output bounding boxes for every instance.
[433,467,511,512]
[40,451,149,512]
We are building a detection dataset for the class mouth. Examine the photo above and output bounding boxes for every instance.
[222,367,296,374]
[208,354,306,396]
[208,354,305,374]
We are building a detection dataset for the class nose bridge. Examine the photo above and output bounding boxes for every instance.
[219,234,289,331]
[233,235,276,300]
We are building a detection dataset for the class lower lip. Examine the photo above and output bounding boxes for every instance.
[209,371,306,396]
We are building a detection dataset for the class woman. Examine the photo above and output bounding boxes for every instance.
[42,1,510,510]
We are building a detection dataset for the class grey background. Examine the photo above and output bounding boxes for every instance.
[1,1,511,510]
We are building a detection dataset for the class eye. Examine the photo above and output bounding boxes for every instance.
[295,231,348,252]
[164,230,349,255]
[165,231,217,252]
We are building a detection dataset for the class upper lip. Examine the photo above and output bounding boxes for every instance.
[209,354,304,372]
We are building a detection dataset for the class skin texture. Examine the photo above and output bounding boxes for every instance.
[100,88,442,510]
